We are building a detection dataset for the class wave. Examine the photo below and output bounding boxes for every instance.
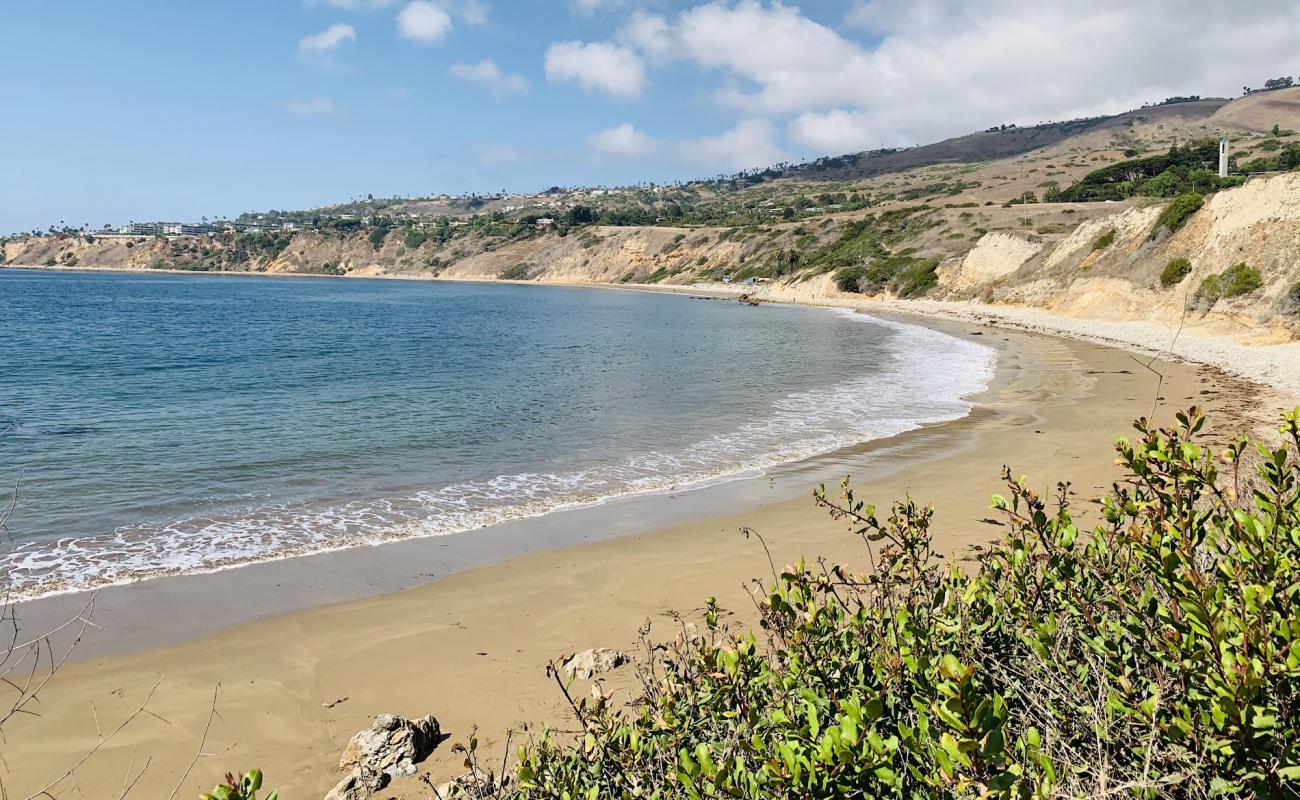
[0,312,996,600]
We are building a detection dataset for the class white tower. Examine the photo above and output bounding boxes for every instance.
[1218,136,1229,178]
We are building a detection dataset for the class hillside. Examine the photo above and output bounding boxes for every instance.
[6,89,1300,348]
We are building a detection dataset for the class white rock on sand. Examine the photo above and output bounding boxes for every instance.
[325,713,442,800]
[562,648,629,679]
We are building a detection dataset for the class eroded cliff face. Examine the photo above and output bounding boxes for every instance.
[6,174,1299,342]
[932,173,1300,338]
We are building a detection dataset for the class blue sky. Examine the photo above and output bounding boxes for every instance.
[4,0,1298,234]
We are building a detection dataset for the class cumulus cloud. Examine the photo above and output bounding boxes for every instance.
[397,1,453,43]
[619,0,1300,156]
[676,119,784,171]
[587,123,658,157]
[787,109,877,153]
[619,11,674,60]
[287,98,336,115]
[298,23,356,56]
[544,41,646,97]
[449,59,529,94]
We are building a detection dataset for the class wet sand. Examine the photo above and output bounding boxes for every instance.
[5,316,1287,799]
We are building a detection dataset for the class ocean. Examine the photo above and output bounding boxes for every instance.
[0,268,995,598]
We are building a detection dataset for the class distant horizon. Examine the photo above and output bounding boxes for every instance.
[4,1,1299,234]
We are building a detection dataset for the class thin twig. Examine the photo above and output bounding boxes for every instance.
[166,684,222,800]
[22,674,165,800]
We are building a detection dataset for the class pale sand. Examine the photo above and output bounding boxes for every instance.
[4,318,1290,799]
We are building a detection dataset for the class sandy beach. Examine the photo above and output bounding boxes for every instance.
[4,308,1295,799]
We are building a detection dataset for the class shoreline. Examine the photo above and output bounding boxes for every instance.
[6,290,993,609]
[6,311,1290,798]
[18,305,1001,658]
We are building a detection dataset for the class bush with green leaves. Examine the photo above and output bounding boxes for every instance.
[834,255,939,298]
[1197,263,1264,304]
[509,408,1300,798]
[368,225,391,250]
[201,770,276,800]
[1090,227,1116,252]
[1152,193,1205,237]
[1161,257,1193,287]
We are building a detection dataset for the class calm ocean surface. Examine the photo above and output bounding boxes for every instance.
[0,269,995,598]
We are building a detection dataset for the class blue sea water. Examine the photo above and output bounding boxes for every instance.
[0,269,995,598]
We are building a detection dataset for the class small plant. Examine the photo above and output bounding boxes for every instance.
[1152,192,1204,237]
[1090,227,1116,251]
[201,770,276,800]
[1160,256,1193,287]
[1196,262,1263,303]
[1289,281,1300,311]
[498,264,531,281]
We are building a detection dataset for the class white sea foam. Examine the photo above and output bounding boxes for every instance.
[1,312,996,600]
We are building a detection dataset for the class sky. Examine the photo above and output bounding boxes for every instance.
[3,0,1300,234]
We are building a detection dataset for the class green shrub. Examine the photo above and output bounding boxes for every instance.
[498,264,531,281]
[1198,262,1263,302]
[201,770,276,800]
[890,258,940,298]
[1152,193,1204,237]
[404,229,429,249]
[1160,257,1193,287]
[834,254,938,298]
[368,226,390,250]
[1090,227,1116,251]
[508,409,1300,798]
[1290,281,1300,310]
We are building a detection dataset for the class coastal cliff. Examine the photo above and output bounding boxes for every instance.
[8,173,1299,347]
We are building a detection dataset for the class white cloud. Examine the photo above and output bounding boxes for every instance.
[397,1,453,43]
[619,11,674,60]
[587,123,658,157]
[544,40,646,97]
[449,59,529,94]
[298,23,356,55]
[287,98,336,115]
[677,119,784,172]
[787,109,877,153]
[618,0,1300,156]
[474,143,524,164]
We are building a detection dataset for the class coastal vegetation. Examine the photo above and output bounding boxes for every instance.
[1090,227,1116,252]
[411,408,1299,798]
[1160,257,1193,287]
[201,770,276,800]
[1051,142,1243,202]
[498,264,532,280]
[1196,263,1265,303]
[1153,193,1205,237]
[833,254,940,298]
